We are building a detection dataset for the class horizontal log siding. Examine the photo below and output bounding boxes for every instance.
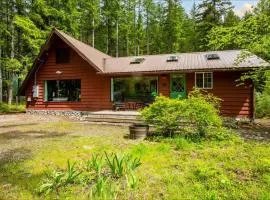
[25,37,253,118]
[26,39,112,111]
[186,71,253,118]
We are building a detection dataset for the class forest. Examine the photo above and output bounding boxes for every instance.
[0,0,269,116]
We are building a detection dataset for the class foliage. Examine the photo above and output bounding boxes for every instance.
[38,152,141,197]
[0,120,270,199]
[207,1,270,61]
[39,160,81,195]
[256,80,270,118]
[39,170,65,195]
[0,103,25,113]
[141,89,223,139]
[237,67,270,118]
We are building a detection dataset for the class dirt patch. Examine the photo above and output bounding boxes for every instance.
[236,118,270,141]
[0,113,73,124]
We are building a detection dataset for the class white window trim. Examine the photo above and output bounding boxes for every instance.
[195,72,213,89]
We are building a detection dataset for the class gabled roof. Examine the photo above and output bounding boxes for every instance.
[103,50,269,74]
[54,29,111,72]
[18,29,269,95]
[18,28,111,95]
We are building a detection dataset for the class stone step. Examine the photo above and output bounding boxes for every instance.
[82,116,142,124]
[81,111,142,124]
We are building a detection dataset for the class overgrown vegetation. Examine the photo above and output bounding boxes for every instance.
[0,120,270,199]
[239,67,270,118]
[39,152,141,198]
[141,89,235,141]
[255,71,270,118]
[0,103,25,113]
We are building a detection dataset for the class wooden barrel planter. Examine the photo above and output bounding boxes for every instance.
[129,123,149,140]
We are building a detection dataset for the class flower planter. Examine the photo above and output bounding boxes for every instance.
[129,123,149,140]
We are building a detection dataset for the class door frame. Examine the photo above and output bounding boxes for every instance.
[170,73,187,99]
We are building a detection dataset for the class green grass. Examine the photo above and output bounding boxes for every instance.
[0,103,25,113]
[0,121,269,199]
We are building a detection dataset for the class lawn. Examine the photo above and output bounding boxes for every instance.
[0,115,269,199]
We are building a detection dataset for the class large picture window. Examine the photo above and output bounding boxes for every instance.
[195,72,213,89]
[111,77,158,102]
[44,79,81,102]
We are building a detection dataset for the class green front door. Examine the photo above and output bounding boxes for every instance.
[170,74,186,99]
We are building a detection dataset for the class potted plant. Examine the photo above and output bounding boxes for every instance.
[129,123,149,139]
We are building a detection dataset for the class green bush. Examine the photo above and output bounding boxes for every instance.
[256,82,270,118]
[141,89,223,140]
[0,103,25,113]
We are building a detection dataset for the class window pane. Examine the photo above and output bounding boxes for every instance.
[204,73,212,88]
[196,73,204,88]
[46,79,80,101]
[56,48,70,63]
[113,77,157,102]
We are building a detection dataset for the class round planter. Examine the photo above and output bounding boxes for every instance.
[129,123,149,140]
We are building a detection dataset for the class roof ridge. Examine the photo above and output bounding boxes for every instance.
[107,50,242,59]
[54,28,112,58]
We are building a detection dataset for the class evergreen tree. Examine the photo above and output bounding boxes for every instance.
[195,0,232,50]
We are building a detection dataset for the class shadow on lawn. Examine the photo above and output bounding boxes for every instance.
[0,123,38,129]
[0,130,69,141]
[0,147,44,197]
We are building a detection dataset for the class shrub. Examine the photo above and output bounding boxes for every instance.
[0,103,25,113]
[141,89,223,139]
[256,82,270,118]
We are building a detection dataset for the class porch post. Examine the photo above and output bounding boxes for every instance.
[110,78,114,101]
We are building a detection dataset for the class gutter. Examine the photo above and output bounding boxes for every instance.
[96,67,260,76]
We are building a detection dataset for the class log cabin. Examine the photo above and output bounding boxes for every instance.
[18,28,269,119]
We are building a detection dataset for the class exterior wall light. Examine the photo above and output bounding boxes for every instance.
[56,70,63,75]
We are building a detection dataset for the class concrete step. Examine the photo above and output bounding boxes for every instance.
[81,111,142,124]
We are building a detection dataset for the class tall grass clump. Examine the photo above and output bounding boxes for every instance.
[38,152,141,199]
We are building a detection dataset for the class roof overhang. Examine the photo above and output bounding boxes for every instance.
[96,66,261,76]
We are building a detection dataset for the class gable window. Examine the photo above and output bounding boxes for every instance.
[195,72,213,89]
[44,79,81,102]
[56,48,70,63]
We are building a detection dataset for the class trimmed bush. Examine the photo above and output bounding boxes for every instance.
[141,89,223,139]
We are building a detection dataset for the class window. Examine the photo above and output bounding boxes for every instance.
[205,54,220,60]
[195,72,213,89]
[44,79,81,102]
[56,48,70,63]
[167,55,178,62]
[111,77,158,102]
[130,58,145,64]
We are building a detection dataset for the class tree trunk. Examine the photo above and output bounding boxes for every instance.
[146,8,150,55]
[8,25,14,105]
[126,33,129,56]
[92,18,95,47]
[0,45,2,103]
[116,20,119,57]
